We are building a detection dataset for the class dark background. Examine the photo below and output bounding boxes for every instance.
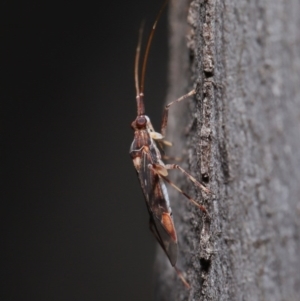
[1,1,168,300]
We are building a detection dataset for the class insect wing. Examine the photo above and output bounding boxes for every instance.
[138,149,156,202]
[150,214,177,266]
[139,147,178,266]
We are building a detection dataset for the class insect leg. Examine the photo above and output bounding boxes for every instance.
[148,164,208,214]
[150,132,173,147]
[174,266,191,289]
[159,174,208,214]
[164,164,211,194]
[161,89,196,137]
[162,155,182,162]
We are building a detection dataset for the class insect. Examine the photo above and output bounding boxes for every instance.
[129,0,210,288]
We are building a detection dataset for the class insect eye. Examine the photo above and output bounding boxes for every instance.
[136,116,147,128]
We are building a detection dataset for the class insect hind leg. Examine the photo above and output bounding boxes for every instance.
[148,164,209,215]
[174,266,191,289]
[160,174,209,215]
[165,164,211,194]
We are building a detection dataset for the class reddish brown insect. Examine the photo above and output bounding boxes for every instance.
[129,0,210,288]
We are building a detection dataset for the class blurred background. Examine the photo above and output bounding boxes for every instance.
[1,0,169,300]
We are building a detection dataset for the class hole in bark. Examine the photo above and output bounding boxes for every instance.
[200,258,211,272]
[202,173,209,183]
[204,70,214,77]
[189,49,194,62]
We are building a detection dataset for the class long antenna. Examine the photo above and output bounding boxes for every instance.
[140,0,169,95]
[135,23,146,115]
[135,23,144,98]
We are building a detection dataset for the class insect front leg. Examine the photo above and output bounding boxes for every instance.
[160,89,196,137]
[150,131,173,147]
[162,155,182,162]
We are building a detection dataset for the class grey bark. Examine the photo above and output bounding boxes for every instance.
[154,0,300,300]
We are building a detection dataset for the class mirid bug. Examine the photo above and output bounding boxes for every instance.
[129,0,210,288]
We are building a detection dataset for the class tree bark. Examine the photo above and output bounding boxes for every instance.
[154,0,300,300]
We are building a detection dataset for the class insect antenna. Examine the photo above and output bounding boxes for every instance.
[136,0,169,116]
[135,22,145,115]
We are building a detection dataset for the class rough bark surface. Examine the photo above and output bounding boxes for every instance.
[154,0,300,300]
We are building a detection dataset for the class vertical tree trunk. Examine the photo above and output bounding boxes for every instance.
[154,0,300,300]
